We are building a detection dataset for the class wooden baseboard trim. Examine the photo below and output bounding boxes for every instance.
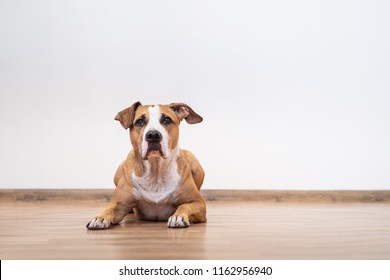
[0,189,390,203]
[204,190,390,203]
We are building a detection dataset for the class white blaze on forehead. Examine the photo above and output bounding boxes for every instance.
[146,105,163,130]
[141,105,170,159]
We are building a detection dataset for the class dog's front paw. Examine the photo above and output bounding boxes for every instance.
[86,216,113,230]
[167,215,190,228]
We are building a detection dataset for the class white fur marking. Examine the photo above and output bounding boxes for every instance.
[167,215,187,228]
[132,147,181,204]
[141,106,170,159]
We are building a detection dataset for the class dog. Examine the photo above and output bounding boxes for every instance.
[86,102,206,229]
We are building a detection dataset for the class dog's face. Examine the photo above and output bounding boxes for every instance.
[115,102,203,160]
[131,104,180,160]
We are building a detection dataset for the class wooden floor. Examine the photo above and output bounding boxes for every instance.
[1,200,390,259]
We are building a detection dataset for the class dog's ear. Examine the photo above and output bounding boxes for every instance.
[115,101,142,129]
[169,103,203,124]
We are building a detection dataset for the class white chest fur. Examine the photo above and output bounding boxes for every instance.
[131,156,181,204]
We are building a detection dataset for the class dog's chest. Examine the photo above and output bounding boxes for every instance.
[135,201,176,221]
[131,161,181,204]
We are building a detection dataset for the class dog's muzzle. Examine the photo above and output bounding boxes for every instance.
[143,130,165,159]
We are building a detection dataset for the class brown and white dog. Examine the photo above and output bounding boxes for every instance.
[86,102,206,229]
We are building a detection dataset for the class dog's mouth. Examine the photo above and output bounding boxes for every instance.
[144,143,166,159]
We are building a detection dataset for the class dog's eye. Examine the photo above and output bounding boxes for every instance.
[135,117,145,127]
[162,116,173,125]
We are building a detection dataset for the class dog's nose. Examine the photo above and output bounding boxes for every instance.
[145,130,162,143]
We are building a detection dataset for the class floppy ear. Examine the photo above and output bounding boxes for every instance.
[169,103,203,124]
[114,101,142,129]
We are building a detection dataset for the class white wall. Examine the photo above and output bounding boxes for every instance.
[1,0,389,190]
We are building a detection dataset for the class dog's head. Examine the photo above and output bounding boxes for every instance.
[115,102,203,160]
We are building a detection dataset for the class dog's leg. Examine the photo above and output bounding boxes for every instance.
[183,150,205,190]
[167,199,207,228]
[86,187,136,230]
